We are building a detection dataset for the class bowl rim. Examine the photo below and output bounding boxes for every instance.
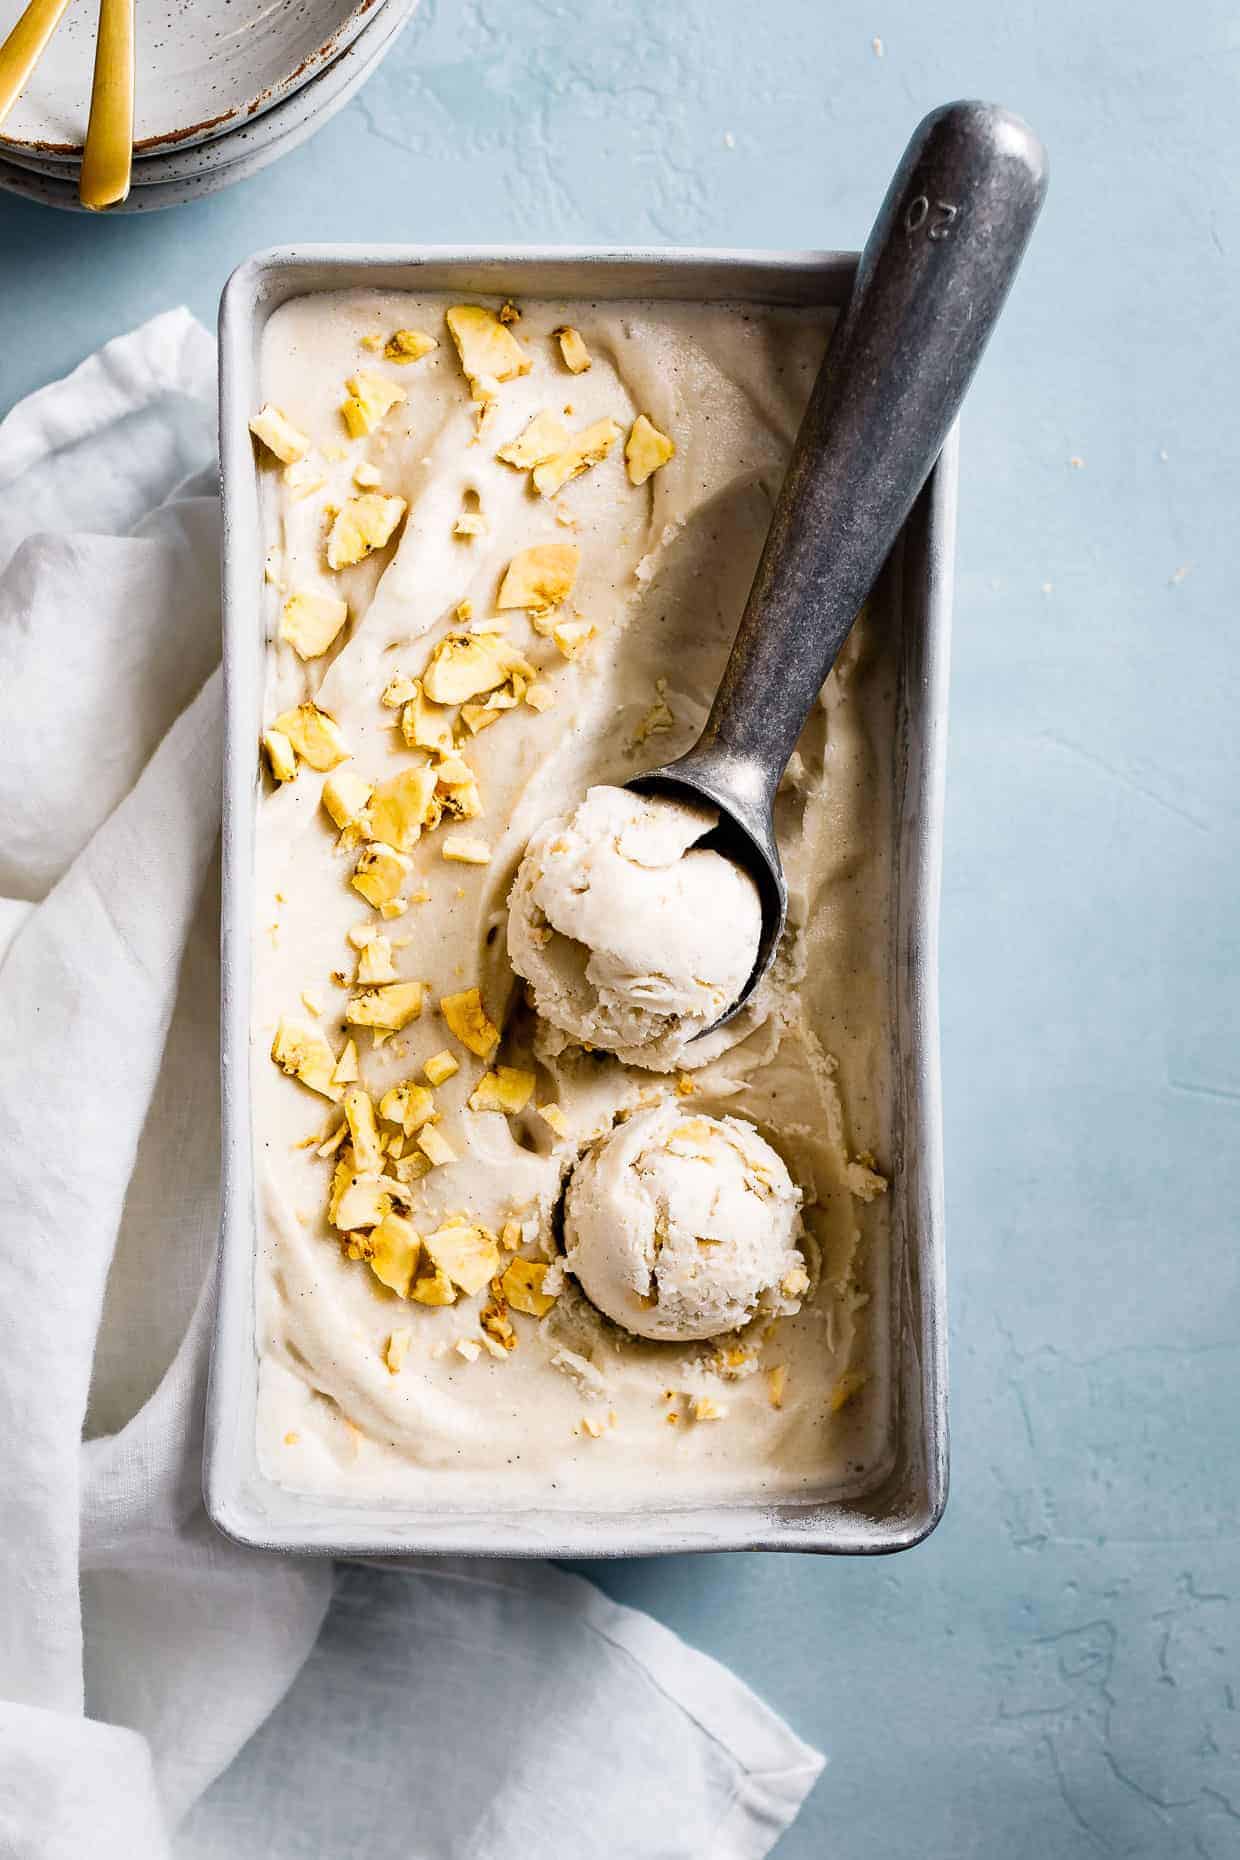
[0,0,390,160]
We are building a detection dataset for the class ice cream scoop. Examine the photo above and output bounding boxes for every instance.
[562,1103,805,1342]
[507,785,761,1069]
[630,101,1048,1031]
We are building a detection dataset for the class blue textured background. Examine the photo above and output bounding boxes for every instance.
[4,4,1238,1855]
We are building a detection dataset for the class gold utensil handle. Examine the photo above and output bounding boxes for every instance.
[0,0,73,130]
[79,0,132,209]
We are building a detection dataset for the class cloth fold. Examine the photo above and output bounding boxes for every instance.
[0,310,824,1860]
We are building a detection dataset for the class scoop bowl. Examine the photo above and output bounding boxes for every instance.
[627,754,786,1032]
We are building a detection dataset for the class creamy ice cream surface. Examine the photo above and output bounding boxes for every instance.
[564,1104,805,1341]
[250,288,897,1516]
[507,784,762,1068]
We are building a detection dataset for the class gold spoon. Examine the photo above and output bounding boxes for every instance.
[0,0,74,132]
[79,0,131,209]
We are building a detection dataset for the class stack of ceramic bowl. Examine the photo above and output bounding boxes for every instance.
[0,0,416,211]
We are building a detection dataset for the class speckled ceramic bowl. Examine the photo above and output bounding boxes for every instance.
[0,0,415,211]
[0,0,387,161]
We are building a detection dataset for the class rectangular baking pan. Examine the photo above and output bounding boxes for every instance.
[206,246,953,1557]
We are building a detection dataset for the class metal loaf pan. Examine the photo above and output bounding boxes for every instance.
[206,247,953,1558]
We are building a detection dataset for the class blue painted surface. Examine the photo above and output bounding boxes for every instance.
[4,3,1237,1854]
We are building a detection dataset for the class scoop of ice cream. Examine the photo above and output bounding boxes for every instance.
[562,1103,805,1341]
[506,785,761,1070]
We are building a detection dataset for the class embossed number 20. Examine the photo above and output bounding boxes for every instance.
[904,195,958,240]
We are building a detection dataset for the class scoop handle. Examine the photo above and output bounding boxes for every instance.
[693,100,1047,795]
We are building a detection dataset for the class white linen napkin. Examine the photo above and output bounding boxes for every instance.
[0,311,824,1860]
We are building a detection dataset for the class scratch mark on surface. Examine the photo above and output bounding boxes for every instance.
[1038,730,1212,832]
[1101,1748,1192,1814]
[994,1326,1240,1372]
[1004,1531,1240,1549]
[1156,1623,1177,1686]
[1169,1077,1240,1108]
[1202,1785,1240,1823]
[1041,1735,1113,1851]
[1180,1572,1231,1605]
[1010,1377,1037,1451]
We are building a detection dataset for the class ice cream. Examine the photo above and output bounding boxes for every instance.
[563,1104,805,1340]
[507,785,761,1069]
[250,286,896,1514]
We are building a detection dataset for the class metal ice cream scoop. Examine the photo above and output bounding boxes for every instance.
[630,99,1048,1029]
